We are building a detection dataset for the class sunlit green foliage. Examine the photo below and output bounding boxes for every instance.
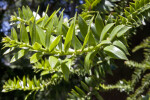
[2,0,150,99]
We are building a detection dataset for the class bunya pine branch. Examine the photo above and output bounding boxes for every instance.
[2,0,150,100]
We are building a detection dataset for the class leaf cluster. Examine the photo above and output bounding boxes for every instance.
[2,0,150,99]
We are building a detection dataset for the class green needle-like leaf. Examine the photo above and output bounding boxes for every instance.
[84,51,96,73]
[75,86,86,96]
[10,49,28,63]
[71,89,80,97]
[45,17,54,49]
[117,26,131,37]
[49,56,58,68]
[57,10,64,51]
[81,81,89,92]
[71,13,82,50]
[78,15,88,38]
[30,52,42,63]
[33,42,42,50]
[113,40,129,55]
[36,25,46,47]
[29,21,36,44]
[3,48,15,55]
[104,45,128,60]
[84,52,92,73]
[20,23,29,44]
[18,8,23,19]
[91,0,101,9]
[61,63,70,81]
[22,6,29,20]
[82,17,94,50]
[64,23,74,52]
[11,28,18,41]
[109,25,125,41]
[49,35,61,52]
[100,23,114,42]
[44,11,56,28]
[57,10,64,36]
[44,8,60,28]
[26,6,33,19]
[95,13,104,39]
[23,76,26,88]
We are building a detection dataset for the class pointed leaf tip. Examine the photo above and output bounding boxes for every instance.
[49,35,61,52]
